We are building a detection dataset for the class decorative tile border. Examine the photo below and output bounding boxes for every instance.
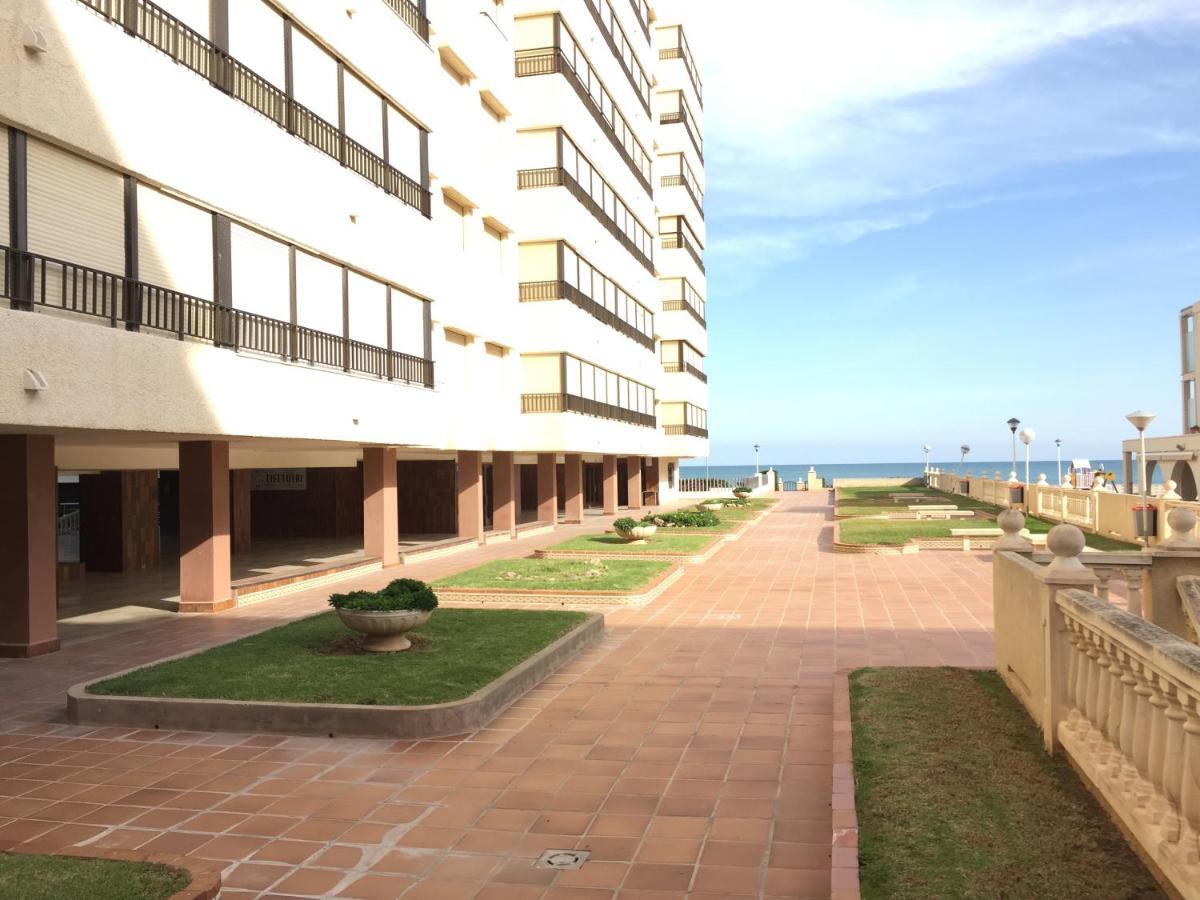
[832,672,862,900]
[534,535,723,565]
[234,560,383,606]
[2,843,221,899]
[399,537,480,565]
[434,564,685,610]
[67,614,603,739]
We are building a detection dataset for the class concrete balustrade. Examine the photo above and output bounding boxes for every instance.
[994,523,1200,897]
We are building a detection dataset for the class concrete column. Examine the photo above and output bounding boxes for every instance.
[626,455,643,512]
[457,450,484,543]
[563,454,584,524]
[230,470,252,555]
[537,453,558,525]
[492,451,516,534]
[178,440,233,614]
[602,454,618,514]
[363,447,399,566]
[646,457,662,507]
[0,435,59,658]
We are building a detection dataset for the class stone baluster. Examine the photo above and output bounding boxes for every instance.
[1094,568,1112,602]
[1147,677,1172,819]
[1064,623,1082,712]
[1132,662,1155,784]
[1181,698,1200,834]
[1163,687,1188,824]
[1105,648,1126,748]
[1119,653,1140,764]
[1093,637,1112,739]
[1085,635,1104,732]
[1072,624,1091,726]
[1125,570,1144,619]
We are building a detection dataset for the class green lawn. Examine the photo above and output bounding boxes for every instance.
[548,533,718,554]
[0,854,189,900]
[434,558,672,591]
[88,609,589,706]
[838,514,1139,551]
[850,668,1164,900]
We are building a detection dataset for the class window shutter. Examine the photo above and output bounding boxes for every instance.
[230,223,289,321]
[136,185,213,299]
[346,271,387,345]
[389,290,425,358]
[26,139,123,275]
[229,0,285,87]
[294,251,343,335]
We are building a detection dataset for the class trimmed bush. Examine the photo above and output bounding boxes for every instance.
[329,578,439,612]
[613,517,639,532]
[643,509,720,528]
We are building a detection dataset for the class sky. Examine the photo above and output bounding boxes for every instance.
[681,0,1200,466]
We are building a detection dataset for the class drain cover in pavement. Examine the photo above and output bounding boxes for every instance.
[536,850,589,870]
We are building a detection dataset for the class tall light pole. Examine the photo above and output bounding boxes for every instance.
[959,444,970,473]
[1019,428,1035,485]
[1055,438,1063,484]
[754,444,760,475]
[1126,411,1156,498]
[922,444,932,475]
[1007,418,1020,478]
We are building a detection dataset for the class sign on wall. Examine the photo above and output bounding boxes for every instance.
[250,469,307,492]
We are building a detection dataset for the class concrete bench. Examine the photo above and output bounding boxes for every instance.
[908,504,958,511]
[950,527,1002,550]
[914,510,976,520]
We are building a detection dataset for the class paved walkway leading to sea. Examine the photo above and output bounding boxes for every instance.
[0,492,995,898]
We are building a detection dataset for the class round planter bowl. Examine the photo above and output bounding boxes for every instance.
[335,608,431,652]
[616,524,658,545]
[699,502,724,512]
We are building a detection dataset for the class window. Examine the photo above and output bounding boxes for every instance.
[1188,379,1197,431]
[1185,314,1195,374]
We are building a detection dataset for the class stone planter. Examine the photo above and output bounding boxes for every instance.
[698,502,724,512]
[732,490,751,500]
[615,524,657,545]
[335,608,431,652]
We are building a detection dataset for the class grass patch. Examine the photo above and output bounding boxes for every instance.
[434,558,672,592]
[89,609,589,706]
[838,515,1139,550]
[1023,515,1140,551]
[0,854,189,900]
[850,668,1164,899]
[547,533,717,554]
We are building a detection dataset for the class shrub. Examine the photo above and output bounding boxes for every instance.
[644,509,719,528]
[329,578,438,612]
[613,517,639,532]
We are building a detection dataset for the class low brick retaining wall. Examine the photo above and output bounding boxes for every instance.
[436,565,685,610]
[535,536,723,565]
[67,614,603,739]
[2,844,221,899]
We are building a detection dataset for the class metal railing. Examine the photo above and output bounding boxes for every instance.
[664,423,709,438]
[627,0,651,42]
[521,392,656,428]
[515,46,651,195]
[78,0,430,216]
[660,172,705,220]
[660,103,704,162]
[660,230,706,273]
[662,360,708,382]
[518,280,654,350]
[583,0,651,115]
[658,26,704,105]
[380,0,429,42]
[517,167,655,274]
[662,298,706,326]
[3,246,433,387]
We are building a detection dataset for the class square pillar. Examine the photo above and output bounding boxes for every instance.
[230,470,252,555]
[0,435,59,658]
[457,450,484,543]
[564,454,584,524]
[537,453,558,525]
[492,451,516,534]
[626,455,643,512]
[646,457,662,508]
[178,441,233,614]
[363,447,399,566]
[602,454,618,515]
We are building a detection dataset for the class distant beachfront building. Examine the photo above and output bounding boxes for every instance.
[0,0,708,656]
[1120,302,1200,499]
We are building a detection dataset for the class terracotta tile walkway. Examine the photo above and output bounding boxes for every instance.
[0,493,995,898]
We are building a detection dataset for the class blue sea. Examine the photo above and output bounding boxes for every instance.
[679,460,1162,485]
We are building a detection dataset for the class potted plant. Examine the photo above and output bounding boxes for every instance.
[613,516,657,544]
[328,578,438,652]
[732,485,752,500]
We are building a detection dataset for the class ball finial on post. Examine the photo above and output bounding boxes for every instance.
[1043,524,1093,581]
[995,508,1032,552]
[1162,506,1200,550]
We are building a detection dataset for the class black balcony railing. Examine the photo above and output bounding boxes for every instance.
[660,105,704,163]
[2,246,433,387]
[381,0,429,42]
[583,0,651,115]
[78,0,430,216]
[521,392,656,428]
[662,298,706,326]
[515,47,651,196]
[660,230,705,273]
[660,172,704,220]
[664,423,708,438]
[519,280,654,351]
[518,167,655,274]
[661,360,708,383]
[659,45,704,105]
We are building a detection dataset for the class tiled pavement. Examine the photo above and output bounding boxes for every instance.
[0,492,995,898]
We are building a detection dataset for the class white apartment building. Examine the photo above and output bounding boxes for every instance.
[0,0,708,656]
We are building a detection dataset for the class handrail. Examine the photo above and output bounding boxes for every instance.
[660,230,705,273]
[627,0,651,43]
[660,171,704,220]
[658,24,704,104]
[77,0,429,216]
[659,94,704,163]
[520,392,656,428]
[582,0,652,115]
[3,245,433,387]
[664,423,708,438]
[518,280,654,351]
[380,0,429,42]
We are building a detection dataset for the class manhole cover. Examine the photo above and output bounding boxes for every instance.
[536,850,589,870]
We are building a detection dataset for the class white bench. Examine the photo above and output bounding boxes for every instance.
[950,527,1002,550]
[908,504,958,511]
[915,510,976,520]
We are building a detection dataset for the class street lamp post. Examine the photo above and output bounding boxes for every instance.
[1007,418,1020,479]
[1126,411,1156,498]
[1055,438,1063,484]
[959,444,970,473]
[1019,428,1035,486]
[754,444,760,475]
[922,445,932,477]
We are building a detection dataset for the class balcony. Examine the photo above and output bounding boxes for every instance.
[660,218,705,274]
[659,91,704,163]
[658,25,703,106]
[381,0,430,42]
[521,393,656,428]
[664,423,708,438]
[2,245,434,387]
[78,0,430,216]
[627,0,651,42]
[662,360,708,384]
[583,0,652,115]
[515,19,652,195]
[661,276,706,326]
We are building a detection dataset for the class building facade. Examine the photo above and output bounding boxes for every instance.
[0,0,709,656]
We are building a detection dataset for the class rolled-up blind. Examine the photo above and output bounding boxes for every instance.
[153,0,209,38]
[230,223,289,320]
[291,30,338,124]
[390,289,426,358]
[347,271,386,345]
[294,251,342,335]
[229,0,285,87]
[343,72,383,157]
[26,139,123,275]
[136,185,213,299]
